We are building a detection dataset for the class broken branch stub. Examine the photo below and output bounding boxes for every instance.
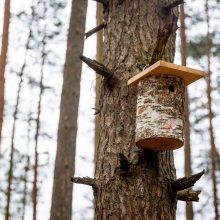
[177,189,201,202]
[172,170,205,191]
[80,55,113,79]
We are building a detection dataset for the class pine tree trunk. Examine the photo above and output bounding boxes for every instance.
[179,4,194,220]
[32,31,46,220]
[94,1,178,219]
[0,0,10,147]
[94,2,103,163]
[50,1,87,220]
[4,27,32,220]
[205,1,219,219]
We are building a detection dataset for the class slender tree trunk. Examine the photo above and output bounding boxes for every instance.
[0,0,10,149]
[205,1,219,219]
[32,31,46,220]
[50,1,87,220]
[4,28,32,220]
[180,4,194,220]
[94,1,177,219]
[21,156,30,220]
[21,90,33,220]
[94,2,103,164]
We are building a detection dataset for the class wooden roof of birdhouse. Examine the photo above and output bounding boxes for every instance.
[127,60,206,86]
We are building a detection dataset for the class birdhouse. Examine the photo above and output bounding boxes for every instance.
[128,60,205,151]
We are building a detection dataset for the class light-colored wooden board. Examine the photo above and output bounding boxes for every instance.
[127,60,206,86]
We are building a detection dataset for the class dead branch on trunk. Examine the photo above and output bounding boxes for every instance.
[80,55,113,79]
[71,177,97,189]
[163,0,184,12]
[172,170,205,191]
[149,10,178,65]
[177,189,201,202]
[85,22,106,39]
[92,0,104,3]
[92,107,100,115]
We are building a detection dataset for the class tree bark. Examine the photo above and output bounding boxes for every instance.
[94,2,103,164]
[94,1,178,219]
[0,0,10,148]
[50,1,87,220]
[205,1,219,220]
[180,4,194,220]
[136,76,185,150]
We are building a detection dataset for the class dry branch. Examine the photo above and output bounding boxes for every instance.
[92,0,104,3]
[172,170,205,191]
[85,22,106,39]
[71,177,96,188]
[177,189,201,202]
[163,0,184,12]
[80,55,113,79]
[92,107,100,115]
[149,15,178,65]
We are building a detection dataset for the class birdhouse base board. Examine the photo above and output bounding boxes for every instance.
[136,137,183,151]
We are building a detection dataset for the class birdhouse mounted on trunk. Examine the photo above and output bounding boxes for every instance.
[128,60,205,151]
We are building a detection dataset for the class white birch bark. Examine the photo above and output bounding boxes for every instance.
[135,75,186,150]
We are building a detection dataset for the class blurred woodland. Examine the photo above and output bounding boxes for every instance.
[0,0,219,220]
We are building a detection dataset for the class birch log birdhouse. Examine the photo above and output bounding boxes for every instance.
[128,60,205,151]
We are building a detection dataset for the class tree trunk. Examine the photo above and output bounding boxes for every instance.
[205,1,219,219]
[4,27,32,220]
[94,1,178,219]
[0,0,10,148]
[94,2,103,164]
[179,4,194,220]
[32,30,46,220]
[50,1,87,220]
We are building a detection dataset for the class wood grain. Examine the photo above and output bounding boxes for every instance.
[128,60,206,86]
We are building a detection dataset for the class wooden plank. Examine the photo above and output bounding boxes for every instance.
[127,60,206,86]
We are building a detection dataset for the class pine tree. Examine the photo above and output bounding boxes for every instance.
[72,1,204,219]
[50,1,88,219]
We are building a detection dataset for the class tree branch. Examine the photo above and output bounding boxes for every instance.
[85,22,106,39]
[80,55,113,79]
[172,170,205,191]
[71,176,96,188]
[92,107,100,115]
[149,14,178,65]
[177,189,201,202]
[92,0,104,3]
[163,0,184,12]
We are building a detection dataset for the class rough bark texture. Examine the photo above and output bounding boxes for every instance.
[95,2,103,163]
[95,1,178,219]
[0,0,10,145]
[50,1,87,220]
[205,1,219,219]
[136,76,185,150]
[180,4,194,220]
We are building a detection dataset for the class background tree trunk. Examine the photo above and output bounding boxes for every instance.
[50,1,87,220]
[32,29,46,220]
[0,0,10,148]
[4,27,32,220]
[94,1,178,219]
[179,4,194,220]
[205,1,219,219]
